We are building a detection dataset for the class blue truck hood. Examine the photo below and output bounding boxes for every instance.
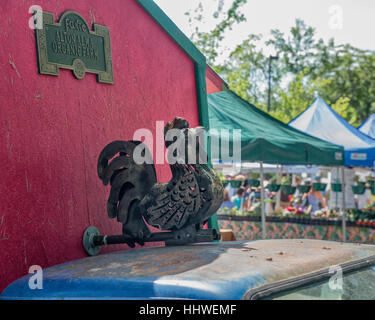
[2,239,375,300]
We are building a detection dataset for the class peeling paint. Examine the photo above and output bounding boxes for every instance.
[89,9,96,24]
[9,54,21,78]
[25,170,29,192]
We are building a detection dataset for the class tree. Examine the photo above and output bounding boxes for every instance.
[186,1,375,125]
[312,44,375,124]
[269,69,330,123]
[266,19,319,75]
[215,34,268,105]
[186,0,248,65]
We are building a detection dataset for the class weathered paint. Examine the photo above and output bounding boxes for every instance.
[2,239,375,299]
[0,0,202,292]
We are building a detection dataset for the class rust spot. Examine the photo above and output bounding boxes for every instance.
[323,247,331,250]
[45,240,375,285]
[131,262,148,269]
[241,248,257,252]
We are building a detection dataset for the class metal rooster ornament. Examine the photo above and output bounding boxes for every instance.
[83,117,224,255]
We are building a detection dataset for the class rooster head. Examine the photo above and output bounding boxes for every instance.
[164,117,207,165]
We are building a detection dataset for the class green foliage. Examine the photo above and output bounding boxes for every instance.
[187,2,375,125]
[216,34,269,105]
[248,171,260,180]
[331,97,359,126]
[281,175,291,185]
[270,70,331,122]
[266,19,318,75]
[187,0,248,65]
[218,206,259,216]
[265,173,277,182]
[215,170,226,182]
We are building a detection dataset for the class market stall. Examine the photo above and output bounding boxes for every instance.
[289,97,375,167]
[207,90,345,239]
[289,97,375,240]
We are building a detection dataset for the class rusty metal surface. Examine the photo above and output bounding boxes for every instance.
[3,239,375,299]
[56,239,374,280]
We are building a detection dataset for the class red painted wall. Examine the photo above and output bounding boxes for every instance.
[0,0,200,292]
[206,65,226,94]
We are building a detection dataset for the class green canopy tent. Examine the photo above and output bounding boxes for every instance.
[207,90,344,166]
[206,90,346,240]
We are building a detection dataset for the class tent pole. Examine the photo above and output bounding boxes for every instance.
[335,167,339,209]
[260,161,266,240]
[341,166,346,243]
[276,164,281,209]
[240,193,244,212]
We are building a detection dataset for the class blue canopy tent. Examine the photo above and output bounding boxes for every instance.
[358,114,375,139]
[289,97,375,167]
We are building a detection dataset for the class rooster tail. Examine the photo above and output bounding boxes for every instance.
[97,140,157,232]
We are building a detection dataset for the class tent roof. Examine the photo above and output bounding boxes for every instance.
[358,114,375,139]
[207,90,344,166]
[289,97,375,167]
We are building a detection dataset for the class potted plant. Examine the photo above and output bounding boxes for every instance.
[297,185,311,193]
[352,185,366,195]
[222,180,229,188]
[281,185,296,195]
[313,182,327,191]
[267,183,281,192]
[246,172,260,187]
[230,180,242,188]
[331,183,342,192]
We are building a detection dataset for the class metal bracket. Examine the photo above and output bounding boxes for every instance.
[82,226,101,256]
[82,225,220,256]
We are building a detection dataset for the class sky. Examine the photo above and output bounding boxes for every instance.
[154,0,375,61]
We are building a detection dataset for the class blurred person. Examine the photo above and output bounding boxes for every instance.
[292,176,302,207]
[280,189,290,208]
[306,182,326,214]
[234,174,245,185]
[247,187,256,208]
[225,176,236,199]
[220,189,235,209]
[264,182,274,215]
[231,187,246,210]
[255,187,261,200]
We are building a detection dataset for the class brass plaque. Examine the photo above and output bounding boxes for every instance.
[35,10,114,84]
